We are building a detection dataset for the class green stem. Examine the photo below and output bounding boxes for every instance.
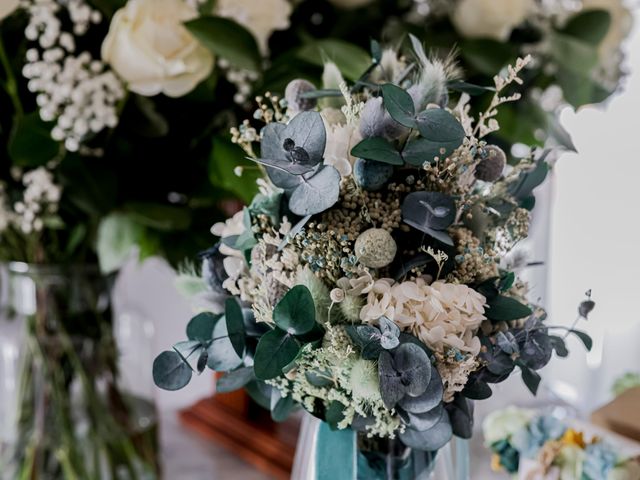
[0,34,24,117]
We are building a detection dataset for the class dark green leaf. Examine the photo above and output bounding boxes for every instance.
[173,340,205,371]
[225,298,246,358]
[209,136,260,204]
[125,202,192,231]
[460,40,518,76]
[187,312,220,342]
[245,380,273,410]
[519,364,541,395]
[486,295,533,322]
[568,329,593,351]
[185,16,261,71]
[325,401,347,430]
[153,350,193,391]
[562,10,611,46]
[550,336,569,358]
[9,113,59,167]
[216,367,255,393]
[351,137,404,165]
[411,109,465,163]
[305,370,334,388]
[499,272,516,292]
[381,83,416,128]
[273,285,316,335]
[556,68,612,108]
[509,160,550,201]
[549,33,600,75]
[462,378,492,400]
[253,329,300,380]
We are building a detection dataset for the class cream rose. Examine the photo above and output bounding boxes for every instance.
[101,0,213,97]
[451,0,534,42]
[215,0,292,55]
[582,0,633,60]
[0,0,19,21]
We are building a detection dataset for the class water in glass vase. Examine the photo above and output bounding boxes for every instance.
[0,262,159,480]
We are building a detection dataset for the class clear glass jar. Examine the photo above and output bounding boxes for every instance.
[0,262,159,480]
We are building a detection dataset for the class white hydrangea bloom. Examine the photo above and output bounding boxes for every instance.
[360,278,486,355]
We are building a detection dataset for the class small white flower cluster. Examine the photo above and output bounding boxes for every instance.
[21,0,125,152]
[0,184,11,232]
[218,59,259,104]
[12,167,62,234]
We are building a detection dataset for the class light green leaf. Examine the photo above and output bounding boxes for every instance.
[562,10,611,46]
[297,40,371,81]
[186,312,220,342]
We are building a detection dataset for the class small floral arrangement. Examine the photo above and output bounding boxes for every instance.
[483,407,640,480]
[154,37,594,473]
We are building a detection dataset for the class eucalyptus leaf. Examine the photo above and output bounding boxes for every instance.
[445,396,474,439]
[245,380,273,410]
[187,312,220,342]
[520,331,553,370]
[568,329,593,351]
[153,350,193,391]
[270,389,297,422]
[518,363,541,395]
[398,382,443,414]
[350,137,404,166]
[379,344,431,409]
[173,340,205,372]
[207,320,243,372]
[509,159,550,201]
[381,83,417,128]
[405,404,444,432]
[216,367,255,393]
[495,331,519,355]
[379,316,400,350]
[253,329,300,380]
[305,370,334,388]
[461,377,492,400]
[225,298,246,358]
[549,336,569,358]
[289,165,341,216]
[325,401,347,430]
[399,416,452,451]
[273,285,316,335]
[414,108,465,161]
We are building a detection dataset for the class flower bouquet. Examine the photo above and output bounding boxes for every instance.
[483,408,640,480]
[153,35,597,479]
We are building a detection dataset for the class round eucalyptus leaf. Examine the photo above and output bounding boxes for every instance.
[173,340,205,372]
[378,317,400,350]
[253,329,301,380]
[402,192,456,233]
[405,404,444,432]
[289,165,341,216]
[399,414,452,451]
[273,285,316,335]
[519,331,553,370]
[186,312,220,342]
[282,111,326,164]
[207,320,243,372]
[415,109,465,147]
[270,388,297,422]
[153,350,193,391]
[398,365,443,413]
[379,351,406,409]
[216,367,255,393]
[393,343,432,397]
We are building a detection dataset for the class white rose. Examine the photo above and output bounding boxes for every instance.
[101,0,213,98]
[452,0,534,41]
[582,0,633,60]
[0,0,19,21]
[215,0,292,55]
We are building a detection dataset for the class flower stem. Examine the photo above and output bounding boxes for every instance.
[0,34,24,117]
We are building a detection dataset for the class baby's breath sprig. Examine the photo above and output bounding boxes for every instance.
[473,55,533,138]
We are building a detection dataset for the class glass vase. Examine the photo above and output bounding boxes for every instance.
[0,262,159,480]
[292,414,440,480]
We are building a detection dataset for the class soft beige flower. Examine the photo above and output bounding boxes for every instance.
[0,0,19,21]
[102,0,213,97]
[323,122,362,177]
[330,288,346,303]
[360,278,486,354]
[215,0,292,55]
[582,0,633,61]
[211,210,246,258]
[451,0,533,41]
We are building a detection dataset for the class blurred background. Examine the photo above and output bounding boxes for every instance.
[105,5,640,478]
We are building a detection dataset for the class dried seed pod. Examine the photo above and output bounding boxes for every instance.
[354,158,394,191]
[475,145,506,182]
[285,79,317,114]
[354,228,397,268]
